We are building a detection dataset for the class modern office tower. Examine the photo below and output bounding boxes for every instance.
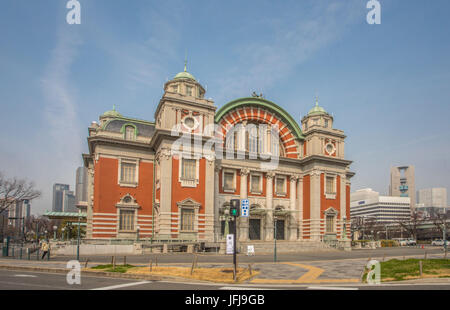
[351,188,411,223]
[75,167,88,204]
[52,183,70,212]
[62,190,77,212]
[389,166,415,209]
[23,199,31,218]
[417,188,447,209]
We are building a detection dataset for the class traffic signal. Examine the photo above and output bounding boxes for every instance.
[230,199,240,217]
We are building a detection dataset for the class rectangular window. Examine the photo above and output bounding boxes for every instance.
[326,176,335,194]
[181,209,195,231]
[119,210,135,231]
[326,215,334,233]
[181,159,196,180]
[248,126,258,154]
[223,172,235,191]
[251,175,261,193]
[276,177,286,195]
[125,126,135,140]
[171,85,178,93]
[324,119,329,128]
[121,163,136,183]
[186,86,193,96]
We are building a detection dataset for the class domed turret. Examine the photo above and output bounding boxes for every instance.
[173,61,196,81]
[308,98,327,116]
[101,105,122,118]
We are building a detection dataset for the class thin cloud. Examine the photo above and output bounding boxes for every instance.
[33,27,84,214]
[213,1,361,102]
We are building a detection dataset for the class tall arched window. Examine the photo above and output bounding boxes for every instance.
[125,126,135,141]
[225,121,285,157]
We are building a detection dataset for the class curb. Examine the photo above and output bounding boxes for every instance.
[0,265,163,281]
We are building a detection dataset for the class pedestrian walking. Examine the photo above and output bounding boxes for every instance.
[41,240,49,259]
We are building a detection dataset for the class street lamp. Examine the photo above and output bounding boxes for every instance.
[76,212,81,261]
[61,227,65,241]
[44,230,48,241]
[136,226,140,241]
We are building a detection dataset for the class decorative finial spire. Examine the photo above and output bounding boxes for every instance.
[184,50,187,72]
[315,95,319,107]
[113,104,116,111]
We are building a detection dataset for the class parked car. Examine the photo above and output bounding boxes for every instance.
[431,240,445,246]
[398,239,409,246]
[407,239,417,246]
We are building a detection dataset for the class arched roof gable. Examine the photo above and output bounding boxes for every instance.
[215,97,304,140]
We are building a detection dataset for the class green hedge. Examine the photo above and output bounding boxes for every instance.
[380,240,399,247]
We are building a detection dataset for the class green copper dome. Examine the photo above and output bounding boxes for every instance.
[308,99,327,115]
[102,105,122,118]
[174,71,196,81]
[173,58,196,81]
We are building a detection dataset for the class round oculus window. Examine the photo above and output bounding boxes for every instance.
[183,117,195,129]
[326,143,335,154]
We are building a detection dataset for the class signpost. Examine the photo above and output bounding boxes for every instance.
[247,245,255,256]
[226,234,234,255]
[241,199,249,217]
[230,199,240,281]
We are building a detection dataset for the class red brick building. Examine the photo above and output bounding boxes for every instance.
[81,67,354,247]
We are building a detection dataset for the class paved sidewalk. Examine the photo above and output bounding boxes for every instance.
[0,252,448,285]
[0,257,364,284]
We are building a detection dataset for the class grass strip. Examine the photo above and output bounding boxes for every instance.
[362,259,450,282]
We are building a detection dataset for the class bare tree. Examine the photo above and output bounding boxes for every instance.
[432,212,449,239]
[395,211,424,240]
[0,172,41,214]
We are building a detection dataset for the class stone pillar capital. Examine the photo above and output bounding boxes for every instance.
[240,168,250,176]
[266,172,276,179]
[214,164,221,173]
[290,174,300,182]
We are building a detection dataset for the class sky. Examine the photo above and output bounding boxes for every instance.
[0,0,449,215]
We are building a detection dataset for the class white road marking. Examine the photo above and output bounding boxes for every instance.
[307,286,359,290]
[14,274,37,278]
[91,280,151,290]
[219,287,277,290]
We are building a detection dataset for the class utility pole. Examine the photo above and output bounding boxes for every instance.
[443,224,447,252]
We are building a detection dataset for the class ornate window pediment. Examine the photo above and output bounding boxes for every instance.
[116,194,140,209]
[177,198,201,209]
[323,207,338,216]
[250,204,266,215]
[274,205,290,216]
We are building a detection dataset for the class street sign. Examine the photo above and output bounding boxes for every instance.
[226,234,234,254]
[241,199,249,217]
[247,245,255,256]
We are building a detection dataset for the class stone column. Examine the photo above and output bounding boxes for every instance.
[238,168,249,242]
[297,176,303,240]
[204,158,215,242]
[265,172,275,241]
[310,171,321,241]
[158,149,172,236]
[339,173,346,239]
[86,167,94,239]
[289,175,298,241]
[214,164,221,242]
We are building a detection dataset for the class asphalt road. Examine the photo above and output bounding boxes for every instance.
[0,269,449,291]
[43,246,447,265]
